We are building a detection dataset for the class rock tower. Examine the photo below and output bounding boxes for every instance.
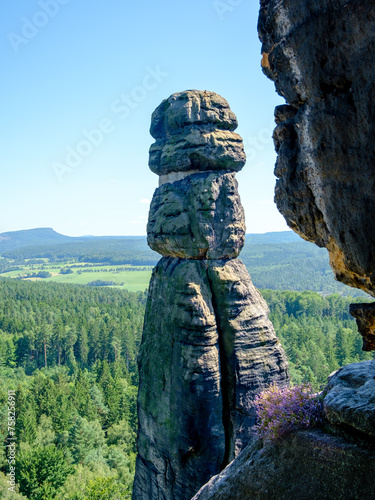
[132,90,289,500]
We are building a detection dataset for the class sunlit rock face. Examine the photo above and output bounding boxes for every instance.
[258,0,375,349]
[192,428,375,500]
[148,90,246,175]
[324,359,375,436]
[147,171,245,260]
[132,90,289,500]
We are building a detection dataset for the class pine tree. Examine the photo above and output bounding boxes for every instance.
[15,385,37,444]
[68,416,105,465]
[16,444,73,499]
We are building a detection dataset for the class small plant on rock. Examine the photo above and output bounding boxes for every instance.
[254,382,324,442]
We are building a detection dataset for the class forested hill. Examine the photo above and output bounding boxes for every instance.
[0,229,365,296]
[0,228,145,255]
[0,228,74,252]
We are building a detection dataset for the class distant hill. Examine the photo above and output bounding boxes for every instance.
[0,228,299,254]
[0,228,74,252]
[0,228,366,296]
[0,228,145,254]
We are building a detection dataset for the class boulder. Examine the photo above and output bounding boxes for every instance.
[323,360,375,437]
[147,171,245,260]
[349,303,375,351]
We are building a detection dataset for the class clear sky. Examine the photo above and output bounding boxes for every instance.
[2,0,289,236]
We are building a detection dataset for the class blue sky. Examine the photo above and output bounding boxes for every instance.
[2,0,289,236]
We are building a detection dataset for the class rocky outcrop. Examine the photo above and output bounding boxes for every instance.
[193,359,375,500]
[258,1,375,308]
[132,90,289,500]
[192,429,375,500]
[324,359,375,437]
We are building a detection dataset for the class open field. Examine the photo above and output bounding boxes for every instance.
[0,263,152,292]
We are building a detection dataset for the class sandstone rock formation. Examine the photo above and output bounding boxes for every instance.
[147,171,245,260]
[324,359,375,437]
[149,90,245,176]
[258,0,375,348]
[349,303,375,351]
[132,90,289,500]
[192,429,375,500]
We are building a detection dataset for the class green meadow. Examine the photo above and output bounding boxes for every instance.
[0,263,152,292]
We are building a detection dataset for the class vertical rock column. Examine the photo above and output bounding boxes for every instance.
[132,90,289,500]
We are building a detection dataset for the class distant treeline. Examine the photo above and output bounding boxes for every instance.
[1,237,366,296]
[240,241,365,297]
[263,289,373,388]
[2,239,159,267]
[0,278,371,388]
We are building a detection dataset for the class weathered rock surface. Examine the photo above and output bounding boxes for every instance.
[192,429,375,500]
[133,90,289,500]
[349,303,375,351]
[258,0,375,299]
[134,258,225,500]
[323,360,375,437]
[133,257,288,500]
[193,360,375,500]
[149,90,246,175]
[147,171,245,260]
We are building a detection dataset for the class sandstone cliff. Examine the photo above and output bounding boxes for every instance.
[258,0,375,349]
[132,90,289,500]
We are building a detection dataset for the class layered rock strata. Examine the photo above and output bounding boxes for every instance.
[258,0,375,348]
[132,90,289,500]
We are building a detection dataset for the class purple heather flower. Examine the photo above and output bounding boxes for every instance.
[254,382,323,441]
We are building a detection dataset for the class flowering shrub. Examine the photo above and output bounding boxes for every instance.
[254,383,324,441]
